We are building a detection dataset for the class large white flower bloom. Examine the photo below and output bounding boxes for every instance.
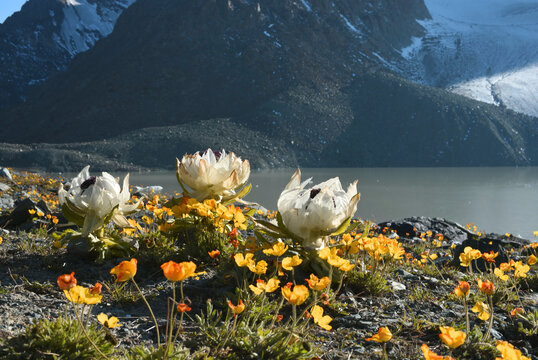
[277,169,360,250]
[59,166,139,236]
[176,149,250,201]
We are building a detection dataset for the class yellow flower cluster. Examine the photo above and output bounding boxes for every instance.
[172,197,247,232]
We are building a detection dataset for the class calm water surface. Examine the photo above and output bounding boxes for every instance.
[123,167,538,239]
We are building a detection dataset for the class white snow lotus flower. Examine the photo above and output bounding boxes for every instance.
[277,169,360,250]
[176,149,251,201]
[59,166,139,236]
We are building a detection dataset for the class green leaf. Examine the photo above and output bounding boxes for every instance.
[253,219,283,234]
[329,216,352,236]
[245,207,256,217]
[61,203,85,227]
[221,183,252,205]
[175,173,192,197]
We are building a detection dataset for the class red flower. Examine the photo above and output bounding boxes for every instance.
[57,272,77,290]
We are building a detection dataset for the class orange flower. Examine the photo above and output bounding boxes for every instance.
[453,281,470,298]
[438,327,466,349]
[306,274,331,291]
[228,299,245,316]
[281,283,309,305]
[57,272,77,290]
[160,261,196,282]
[311,305,333,331]
[365,327,392,343]
[481,251,498,263]
[511,307,525,317]
[110,258,137,282]
[528,254,537,266]
[208,250,220,259]
[421,344,454,360]
[89,282,102,294]
[477,278,495,295]
[177,303,192,312]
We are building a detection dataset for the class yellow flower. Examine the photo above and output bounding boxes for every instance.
[28,209,36,215]
[438,327,466,349]
[496,340,531,360]
[311,305,333,331]
[305,274,330,291]
[528,254,537,265]
[338,259,355,272]
[110,258,137,282]
[97,313,120,328]
[263,242,288,257]
[459,246,481,267]
[249,278,280,295]
[282,255,302,270]
[248,260,268,275]
[453,281,470,298]
[471,301,490,321]
[64,285,102,305]
[514,261,530,278]
[281,283,309,305]
[494,268,509,281]
[234,253,255,268]
[365,327,392,343]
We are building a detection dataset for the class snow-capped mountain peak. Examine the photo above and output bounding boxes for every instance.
[0,0,136,108]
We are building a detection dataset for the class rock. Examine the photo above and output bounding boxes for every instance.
[2,198,36,227]
[396,269,418,280]
[378,217,470,244]
[391,281,406,291]
[0,167,13,182]
[66,237,95,260]
[452,234,529,271]
[0,183,10,191]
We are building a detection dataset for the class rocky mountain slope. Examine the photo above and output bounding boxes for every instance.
[0,0,135,108]
[0,0,537,171]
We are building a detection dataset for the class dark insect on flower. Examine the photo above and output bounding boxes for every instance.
[80,176,97,190]
[309,188,321,199]
[202,149,222,160]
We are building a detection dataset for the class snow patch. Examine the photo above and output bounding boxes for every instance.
[400,36,421,60]
[339,13,361,36]
[300,0,312,12]
[57,0,136,56]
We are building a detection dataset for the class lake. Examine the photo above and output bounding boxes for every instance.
[125,167,538,239]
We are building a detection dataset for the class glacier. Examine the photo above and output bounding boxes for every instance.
[398,0,538,117]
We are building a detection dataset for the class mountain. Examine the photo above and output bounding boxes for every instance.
[0,0,537,171]
[0,0,135,109]
[395,0,538,118]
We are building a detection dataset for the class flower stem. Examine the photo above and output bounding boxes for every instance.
[463,297,470,335]
[131,278,161,347]
[70,302,108,360]
[383,342,388,360]
[483,295,494,342]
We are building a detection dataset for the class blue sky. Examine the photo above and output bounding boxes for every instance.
[0,0,28,23]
